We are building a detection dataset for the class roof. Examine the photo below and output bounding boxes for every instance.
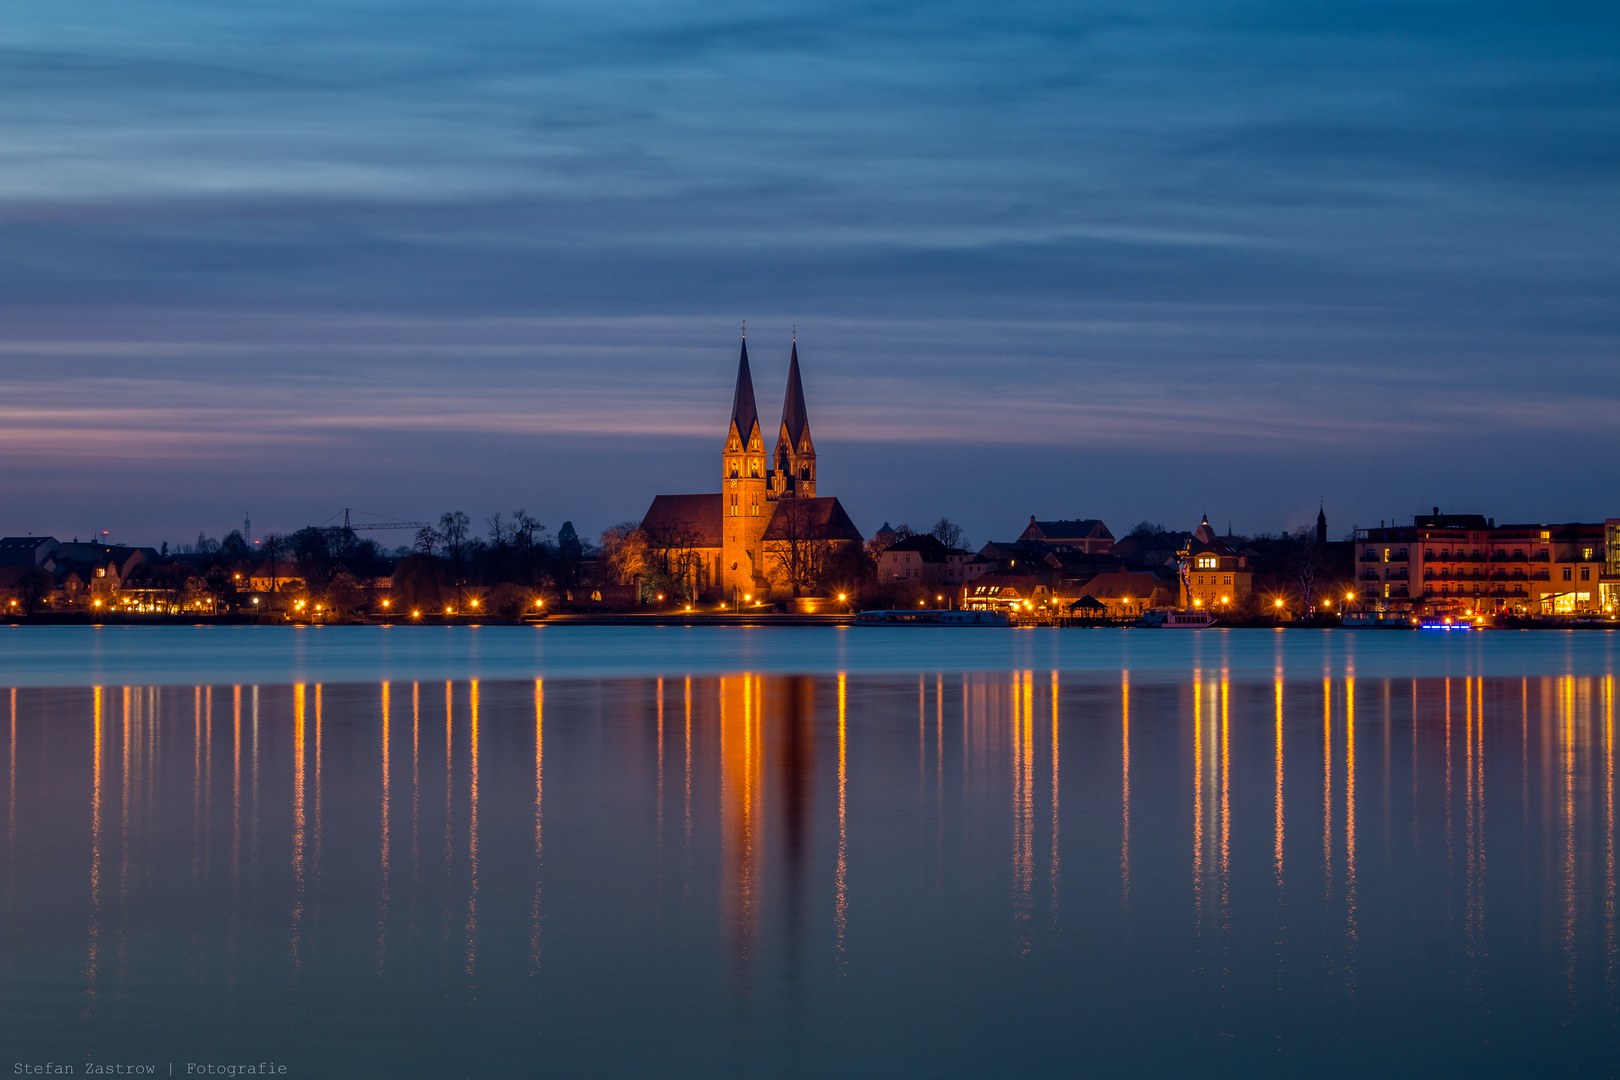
[641,494,724,549]
[1020,517,1113,543]
[881,534,950,561]
[1078,572,1175,602]
[779,340,810,447]
[0,536,59,567]
[761,497,864,543]
[729,339,760,446]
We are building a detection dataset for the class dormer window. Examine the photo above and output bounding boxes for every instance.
[96,568,106,578]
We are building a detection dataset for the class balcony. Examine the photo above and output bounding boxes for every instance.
[1360,552,1380,563]
[1532,571,1550,581]
[1359,572,1381,582]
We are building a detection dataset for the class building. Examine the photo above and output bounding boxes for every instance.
[1353,509,1613,616]
[964,572,1051,612]
[1070,570,1178,620]
[1178,516,1254,609]
[877,534,951,584]
[1017,517,1114,554]
[0,537,61,567]
[641,337,863,602]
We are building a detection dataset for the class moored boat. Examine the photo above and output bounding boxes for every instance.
[1137,609,1215,628]
[855,609,1012,626]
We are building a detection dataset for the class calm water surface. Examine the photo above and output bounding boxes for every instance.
[1,628,1617,1077]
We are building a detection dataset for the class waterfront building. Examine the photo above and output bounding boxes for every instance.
[1353,509,1612,616]
[1178,516,1254,610]
[640,337,863,601]
[963,571,1051,612]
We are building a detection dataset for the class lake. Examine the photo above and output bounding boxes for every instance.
[1,626,1616,1077]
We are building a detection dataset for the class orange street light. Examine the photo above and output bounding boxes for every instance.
[444,606,453,614]
[252,597,259,606]
[382,599,391,608]
[412,610,421,618]
[657,594,664,601]
[838,593,846,601]
[470,598,479,608]
[1274,599,1284,608]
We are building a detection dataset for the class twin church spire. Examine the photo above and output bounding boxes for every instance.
[724,335,816,501]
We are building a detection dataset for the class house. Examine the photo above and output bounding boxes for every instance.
[1178,516,1254,610]
[877,535,951,584]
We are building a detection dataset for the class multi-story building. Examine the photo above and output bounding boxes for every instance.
[1353,509,1611,616]
[1178,516,1253,610]
[877,535,950,585]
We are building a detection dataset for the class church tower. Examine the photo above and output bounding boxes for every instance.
[772,339,816,500]
[722,337,770,598]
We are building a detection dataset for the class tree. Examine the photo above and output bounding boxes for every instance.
[765,498,835,597]
[646,520,706,603]
[221,530,252,561]
[325,567,364,617]
[554,521,585,589]
[15,568,54,613]
[391,554,444,614]
[414,526,442,557]
[439,511,471,575]
[259,532,290,592]
[599,522,649,586]
[1129,520,1167,539]
[930,517,967,552]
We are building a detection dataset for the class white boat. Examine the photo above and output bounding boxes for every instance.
[855,609,1012,626]
[1137,609,1215,628]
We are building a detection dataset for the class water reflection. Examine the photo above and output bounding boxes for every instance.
[7,670,1620,1075]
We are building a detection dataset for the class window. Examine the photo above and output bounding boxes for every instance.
[1562,567,1572,581]
[1583,547,1595,561]
[1581,566,1590,581]
[96,568,107,578]
[749,459,760,478]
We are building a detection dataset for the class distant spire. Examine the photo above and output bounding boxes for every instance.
[780,339,810,446]
[729,337,760,446]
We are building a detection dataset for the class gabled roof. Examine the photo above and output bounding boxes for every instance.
[0,536,59,567]
[779,341,810,447]
[1021,517,1113,543]
[729,339,760,446]
[761,497,864,543]
[641,494,724,549]
[881,534,950,561]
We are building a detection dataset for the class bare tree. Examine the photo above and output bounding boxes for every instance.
[414,526,442,557]
[930,517,967,551]
[766,498,833,597]
[439,511,471,575]
[599,522,649,585]
[646,521,705,602]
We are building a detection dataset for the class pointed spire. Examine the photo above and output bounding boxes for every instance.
[729,337,760,446]
[780,339,810,446]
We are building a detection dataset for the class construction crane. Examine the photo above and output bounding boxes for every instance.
[313,508,431,533]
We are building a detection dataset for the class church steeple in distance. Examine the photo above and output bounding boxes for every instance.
[723,334,766,504]
[774,336,817,498]
[728,336,760,451]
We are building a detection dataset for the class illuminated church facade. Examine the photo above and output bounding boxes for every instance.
[641,338,863,601]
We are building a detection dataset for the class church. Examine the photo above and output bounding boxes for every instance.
[640,337,864,602]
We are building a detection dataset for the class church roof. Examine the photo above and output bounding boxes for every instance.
[640,494,724,549]
[761,497,864,543]
[730,339,760,444]
[780,341,809,446]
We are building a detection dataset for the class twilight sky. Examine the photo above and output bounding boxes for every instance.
[3,0,1617,548]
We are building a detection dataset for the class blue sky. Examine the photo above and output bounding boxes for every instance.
[3,0,1617,546]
